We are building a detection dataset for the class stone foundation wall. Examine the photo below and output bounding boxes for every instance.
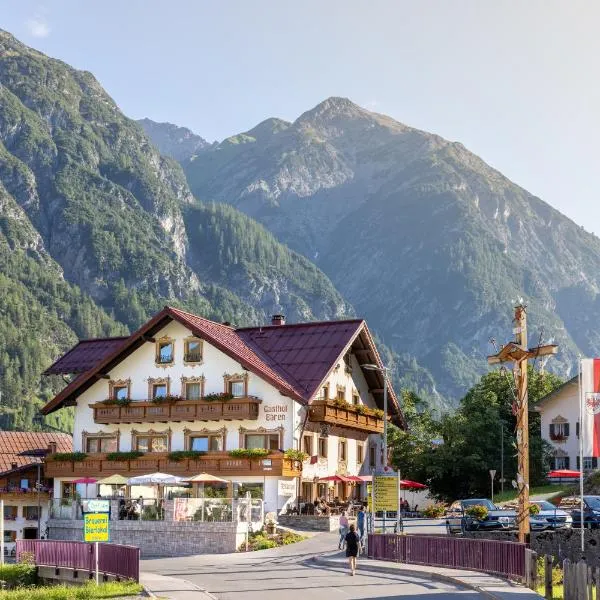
[48,519,243,557]
[278,514,341,531]
[463,529,600,565]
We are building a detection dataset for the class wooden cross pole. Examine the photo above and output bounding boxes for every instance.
[487,304,558,543]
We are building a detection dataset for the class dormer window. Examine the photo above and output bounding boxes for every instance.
[156,337,174,366]
[184,338,203,364]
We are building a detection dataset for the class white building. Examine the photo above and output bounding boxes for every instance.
[42,307,404,514]
[534,376,598,472]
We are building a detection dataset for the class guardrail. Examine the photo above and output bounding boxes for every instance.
[367,533,527,581]
[16,540,140,582]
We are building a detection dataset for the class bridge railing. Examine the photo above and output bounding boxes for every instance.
[367,533,527,582]
[16,540,140,582]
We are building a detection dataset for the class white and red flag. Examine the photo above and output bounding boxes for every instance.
[582,358,600,457]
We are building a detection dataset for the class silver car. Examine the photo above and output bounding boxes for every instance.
[529,500,572,530]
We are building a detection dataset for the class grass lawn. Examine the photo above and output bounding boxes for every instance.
[493,484,575,505]
[0,581,143,600]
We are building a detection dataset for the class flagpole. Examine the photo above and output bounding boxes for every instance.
[579,355,584,553]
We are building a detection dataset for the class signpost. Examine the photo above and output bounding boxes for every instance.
[1,500,4,565]
[368,472,402,534]
[83,503,110,585]
[489,469,496,504]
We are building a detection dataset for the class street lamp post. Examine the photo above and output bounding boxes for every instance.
[362,364,389,469]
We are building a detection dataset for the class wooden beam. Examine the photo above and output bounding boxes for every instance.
[369,388,384,394]
[93,373,110,380]
[355,350,372,357]
[141,335,155,343]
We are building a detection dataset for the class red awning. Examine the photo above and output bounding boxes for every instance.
[72,477,98,484]
[318,475,351,483]
[344,475,364,483]
[547,469,580,479]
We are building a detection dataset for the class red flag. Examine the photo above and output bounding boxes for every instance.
[582,358,600,457]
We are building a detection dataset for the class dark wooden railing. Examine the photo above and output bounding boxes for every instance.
[91,396,261,424]
[309,400,384,434]
[16,540,140,582]
[367,534,526,581]
[44,451,302,479]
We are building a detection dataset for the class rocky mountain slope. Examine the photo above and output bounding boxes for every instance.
[181,97,600,399]
[137,118,210,161]
[0,31,352,429]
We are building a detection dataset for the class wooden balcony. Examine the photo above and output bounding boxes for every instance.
[308,400,384,434]
[44,451,302,479]
[90,397,261,425]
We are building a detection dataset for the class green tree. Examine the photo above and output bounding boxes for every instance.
[389,367,563,501]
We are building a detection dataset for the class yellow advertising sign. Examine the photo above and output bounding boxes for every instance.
[367,476,399,511]
[84,513,109,542]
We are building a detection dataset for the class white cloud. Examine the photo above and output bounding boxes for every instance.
[25,16,51,38]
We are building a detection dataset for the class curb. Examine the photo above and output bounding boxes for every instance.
[141,573,217,600]
[311,554,541,600]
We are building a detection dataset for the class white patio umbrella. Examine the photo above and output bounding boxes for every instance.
[126,472,185,485]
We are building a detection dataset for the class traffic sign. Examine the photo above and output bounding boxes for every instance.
[367,475,399,511]
[83,499,110,513]
[84,513,109,542]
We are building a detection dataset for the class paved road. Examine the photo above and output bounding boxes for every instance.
[142,533,482,599]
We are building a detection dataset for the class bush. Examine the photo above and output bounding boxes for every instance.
[465,504,489,521]
[423,504,446,518]
[168,450,207,461]
[529,503,540,515]
[228,448,270,459]
[372,408,385,419]
[255,538,278,550]
[203,392,234,402]
[0,564,36,589]
[105,451,144,461]
[51,452,87,462]
[283,449,308,462]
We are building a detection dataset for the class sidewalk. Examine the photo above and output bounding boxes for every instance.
[312,552,543,600]
[141,571,216,599]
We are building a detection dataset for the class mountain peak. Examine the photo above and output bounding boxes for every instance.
[295,97,368,124]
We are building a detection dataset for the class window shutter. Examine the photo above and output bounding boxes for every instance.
[565,456,570,469]
[564,423,570,437]
[549,424,555,437]
[577,422,580,437]
[577,456,580,469]
[594,457,598,469]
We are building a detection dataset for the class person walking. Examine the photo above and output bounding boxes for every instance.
[338,510,349,549]
[356,505,365,550]
[345,524,360,575]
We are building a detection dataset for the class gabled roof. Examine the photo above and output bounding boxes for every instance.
[41,306,403,426]
[0,432,72,477]
[44,337,129,375]
[534,376,578,411]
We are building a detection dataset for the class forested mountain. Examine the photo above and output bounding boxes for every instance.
[137,118,210,161]
[181,97,600,400]
[0,31,352,431]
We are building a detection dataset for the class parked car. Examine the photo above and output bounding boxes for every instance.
[529,500,572,530]
[564,496,600,529]
[445,498,516,534]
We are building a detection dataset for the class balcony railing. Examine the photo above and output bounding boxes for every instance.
[308,400,385,434]
[91,397,261,424]
[44,451,302,479]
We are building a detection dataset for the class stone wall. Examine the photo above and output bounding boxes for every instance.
[278,514,342,531]
[48,519,245,557]
[463,529,600,565]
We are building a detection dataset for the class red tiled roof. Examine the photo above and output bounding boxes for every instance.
[0,432,72,476]
[41,307,402,425]
[44,337,129,375]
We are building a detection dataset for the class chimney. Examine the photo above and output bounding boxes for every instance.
[48,442,57,455]
[10,462,17,470]
[271,314,285,326]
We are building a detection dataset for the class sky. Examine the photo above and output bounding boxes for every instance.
[3,1,599,231]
